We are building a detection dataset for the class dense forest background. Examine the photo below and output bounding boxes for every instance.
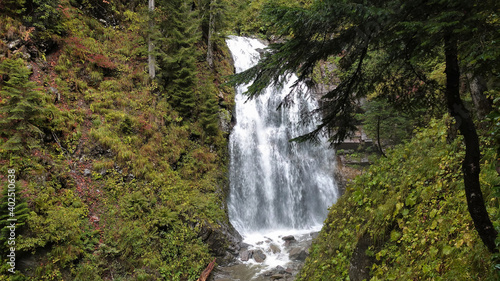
[0,0,499,280]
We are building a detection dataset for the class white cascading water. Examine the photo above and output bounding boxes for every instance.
[226,36,339,268]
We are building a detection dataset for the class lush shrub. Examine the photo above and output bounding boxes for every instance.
[299,117,499,281]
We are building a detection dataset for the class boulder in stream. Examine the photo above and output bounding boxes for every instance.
[289,247,308,261]
[239,250,252,261]
[253,249,267,263]
[282,235,296,246]
[269,243,281,254]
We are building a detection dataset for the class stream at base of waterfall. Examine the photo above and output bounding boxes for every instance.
[215,36,339,280]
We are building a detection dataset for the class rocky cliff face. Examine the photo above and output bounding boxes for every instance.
[199,220,243,264]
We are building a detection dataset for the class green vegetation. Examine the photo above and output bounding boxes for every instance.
[299,117,500,280]
[0,58,54,155]
[0,0,499,280]
[232,0,499,255]
[228,0,499,279]
[0,0,236,280]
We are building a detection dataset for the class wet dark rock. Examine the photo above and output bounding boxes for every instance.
[349,232,374,281]
[283,235,297,247]
[288,247,308,261]
[262,265,287,277]
[274,265,287,274]
[240,242,251,249]
[198,220,243,265]
[253,249,266,263]
[255,48,266,55]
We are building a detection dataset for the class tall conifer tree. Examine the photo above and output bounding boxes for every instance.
[0,58,51,154]
[156,0,200,119]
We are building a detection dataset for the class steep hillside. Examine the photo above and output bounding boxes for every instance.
[298,117,500,280]
[0,1,239,280]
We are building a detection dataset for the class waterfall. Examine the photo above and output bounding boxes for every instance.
[226,36,339,239]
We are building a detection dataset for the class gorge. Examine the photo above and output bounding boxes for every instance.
[216,36,339,280]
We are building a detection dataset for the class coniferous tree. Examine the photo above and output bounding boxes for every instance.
[156,0,200,119]
[232,0,500,252]
[0,0,26,16]
[199,92,220,137]
[0,58,51,155]
[24,0,64,38]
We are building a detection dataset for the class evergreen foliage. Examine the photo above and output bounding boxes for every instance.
[199,89,221,138]
[0,0,26,16]
[0,0,234,278]
[359,98,413,154]
[24,0,65,38]
[0,0,497,279]
[231,0,498,144]
[156,0,200,119]
[0,58,51,155]
[230,0,500,253]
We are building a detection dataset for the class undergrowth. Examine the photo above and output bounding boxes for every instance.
[0,0,236,280]
[298,117,500,281]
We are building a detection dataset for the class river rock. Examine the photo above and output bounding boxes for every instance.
[261,265,289,278]
[271,274,284,280]
[269,243,281,254]
[239,250,252,261]
[289,247,308,261]
[282,235,296,247]
[253,249,266,263]
[240,242,251,249]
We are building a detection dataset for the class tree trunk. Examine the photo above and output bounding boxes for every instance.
[444,35,497,253]
[206,0,216,69]
[467,73,492,120]
[376,116,386,157]
[148,0,156,79]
